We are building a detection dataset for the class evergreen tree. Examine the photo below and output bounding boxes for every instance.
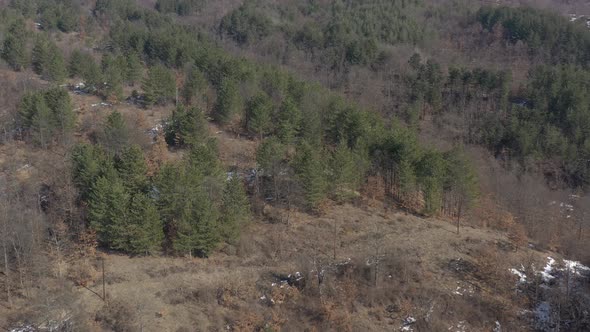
[67,50,102,89]
[125,52,143,86]
[30,97,53,148]
[1,19,28,71]
[18,88,75,146]
[213,78,241,124]
[443,147,479,233]
[44,87,75,136]
[256,137,285,173]
[101,54,124,100]
[32,35,66,82]
[186,139,223,178]
[102,111,129,154]
[245,93,273,139]
[155,161,220,257]
[173,185,219,257]
[165,105,207,147]
[115,145,148,192]
[219,175,250,242]
[127,194,164,255]
[329,142,368,202]
[88,175,130,250]
[293,141,327,211]
[416,149,446,215]
[182,64,206,105]
[68,49,85,78]
[277,97,302,144]
[143,64,176,106]
[71,144,113,201]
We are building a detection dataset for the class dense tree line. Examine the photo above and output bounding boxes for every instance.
[477,6,590,67]
[10,0,82,32]
[17,87,75,147]
[155,0,204,16]
[71,112,249,256]
[1,0,480,256]
[219,0,425,69]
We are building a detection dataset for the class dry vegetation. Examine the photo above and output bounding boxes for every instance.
[2,0,590,331]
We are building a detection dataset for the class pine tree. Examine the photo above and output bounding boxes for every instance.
[68,49,85,78]
[102,111,129,154]
[32,35,66,82]
[277,97,302,144]
[330,142,368,201]
[32,35,50,76]
[115,145,148,192]
[18,88,75,146]
[44,87,75,137]
[1,19,28,71]
[71,144,113,201]
[213,78,241,124]
[155,160,221,257]
[173,187,219,257]
[294,141,327,211]
[219,175,250,242]
[125,52,143,86]
[143,64,176,106]
[127,194,163,255]
[416,149,446,215]
[30,97,53,149]
[164,105,207,147]
[182,64,206,105]
[245,93,273,139]
[443,147,479,234]
[88,175,130,250]
[101,54,124,100]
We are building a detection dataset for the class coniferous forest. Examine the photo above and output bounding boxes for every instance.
[1,0,590,331]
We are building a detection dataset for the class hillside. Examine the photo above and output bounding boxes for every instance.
[1,0,590,331]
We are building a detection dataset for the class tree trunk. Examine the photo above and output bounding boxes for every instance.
[456,201,463,235]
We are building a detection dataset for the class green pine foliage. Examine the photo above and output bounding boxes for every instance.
[293,141,328,211]
[219,0,272,45]
[443,147,479,214]
[245,93,273,138]
[18,87,75,146]
[154,160,220,257]
[165,105,208,147]
[1,19,28,71]
[71,143,114,201]
[329,142,369,202]
[213,78,241,124]
[125,52,143,86]
[101,111,129,154]
[182,64,206,105]
[88,175,131,250]
[115,145,149,192]
[68,50,103,89]
[155,0,203,16]
[73,143,164,255]
[477,6,590,66]
[143,64,176,106]
[219,175,250,242]
[101,54,126,100]
[31,35,67,82]
[276,97,302,145]
[127,193,164,255]
[416,149,446,215]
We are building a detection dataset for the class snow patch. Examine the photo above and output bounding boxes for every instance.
[540,257,556,283]
[509,268,527,283]
[400,316,416,331]
[448,321,466,332]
